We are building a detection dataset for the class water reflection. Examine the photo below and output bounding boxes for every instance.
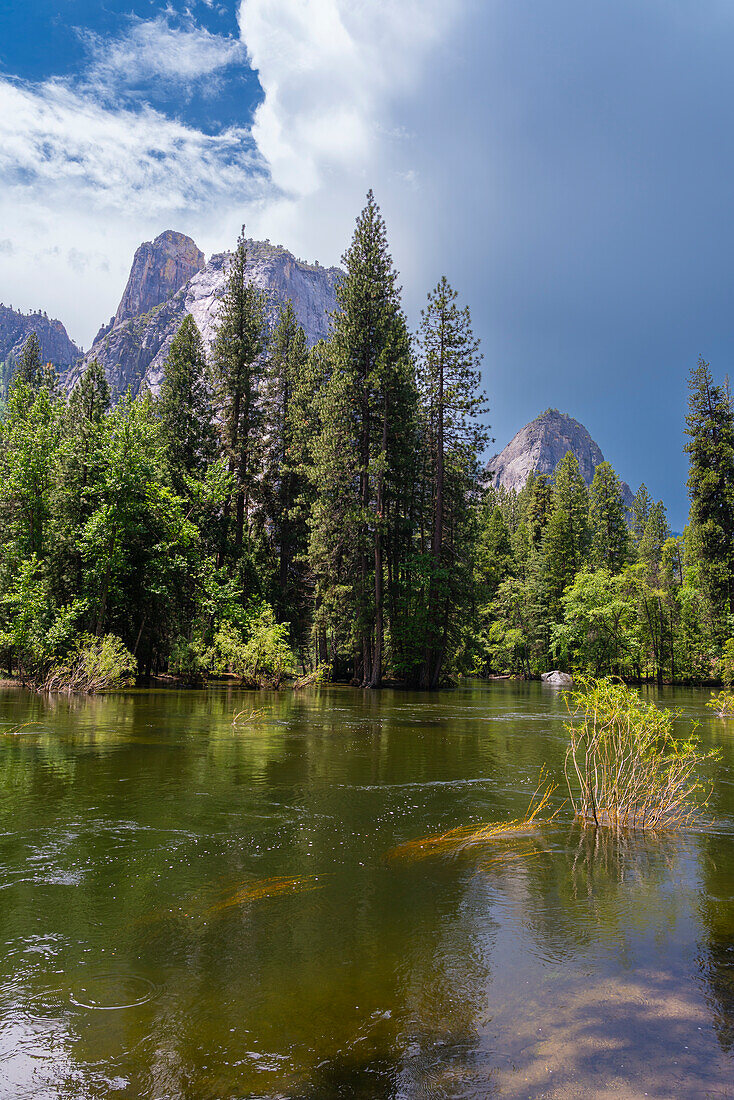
[0,682,732,1097]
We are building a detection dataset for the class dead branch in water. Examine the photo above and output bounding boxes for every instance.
[231,706,267,728]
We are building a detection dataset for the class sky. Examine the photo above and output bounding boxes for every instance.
[3,3,734,527]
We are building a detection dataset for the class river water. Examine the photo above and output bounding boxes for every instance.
[0,681,732,1099]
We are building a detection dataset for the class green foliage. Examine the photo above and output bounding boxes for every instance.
[589,462,629,571]
[307,191,417,687]
[685,357,734,645]
[0,556,83,684]
[414,275,488,688]
[209,228,268,558]
[553,569,640,676]
[707,689,734,718]
[3,209,732,692]
[158,314,215,492]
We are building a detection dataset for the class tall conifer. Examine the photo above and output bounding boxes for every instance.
[416,276,487,689]
[210,230,268,560]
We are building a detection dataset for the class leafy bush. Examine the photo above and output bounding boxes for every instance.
[45,633,137,694]
[0,556,83,685]
[564,678,718,830]
[207,604,295,688]
[168,635,208,685]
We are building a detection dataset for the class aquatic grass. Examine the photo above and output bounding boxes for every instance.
[136,873,326,930]
[707,690,734,718]
[201,874,325,916]
[563,678,718,831]
[386,770,560,863]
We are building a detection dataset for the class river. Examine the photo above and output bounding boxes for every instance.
[0,681,732,1098]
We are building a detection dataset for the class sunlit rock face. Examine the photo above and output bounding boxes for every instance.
[114,230,205,328]
[488,409,634,505]
[0,303,81,367]
[67,237,341,398]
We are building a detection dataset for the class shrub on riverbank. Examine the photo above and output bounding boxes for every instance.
[44,633,136,693]
[564,679,718,830]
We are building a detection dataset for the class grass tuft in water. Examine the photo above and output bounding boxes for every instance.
[231,706,267,728]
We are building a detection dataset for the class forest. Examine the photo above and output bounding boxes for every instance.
[0,194,732,690]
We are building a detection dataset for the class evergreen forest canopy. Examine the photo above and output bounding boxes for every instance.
[0,194,731,690]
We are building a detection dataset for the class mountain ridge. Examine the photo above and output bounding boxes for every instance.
[65,233,341,397]
[0,303,81,370]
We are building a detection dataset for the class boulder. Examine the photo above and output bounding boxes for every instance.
[541,670,574,687]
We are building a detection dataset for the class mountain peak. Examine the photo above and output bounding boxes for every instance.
[489,409,634,504]
[66,237,342,398]
[113,230,205,328]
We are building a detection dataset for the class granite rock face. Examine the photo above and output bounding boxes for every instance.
[0,303,81,368]
[67,238,341,398]
[488,409,634,505]
[114,230,205,327]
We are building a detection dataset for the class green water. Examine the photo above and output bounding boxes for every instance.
[0,681,733,1099]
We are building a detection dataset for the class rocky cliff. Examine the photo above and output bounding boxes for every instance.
[68,237,341,397]
[488,409,634,505]
[0,303,81,368]
[115,230,205,327]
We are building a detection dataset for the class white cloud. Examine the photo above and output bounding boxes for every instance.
[239,0,458,197]
[0,68,268,345]
[0,78,266,217]
[81,15,245,93]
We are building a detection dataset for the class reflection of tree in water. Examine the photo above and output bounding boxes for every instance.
[692,713,734,1058]
[702,932,734,1053]
[697,832,734,1056]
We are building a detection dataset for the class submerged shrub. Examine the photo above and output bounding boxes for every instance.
[564,678,718,830]
[44,633,137,694]
[707,690,734,718]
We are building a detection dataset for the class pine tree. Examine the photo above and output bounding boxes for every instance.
[684,357,734,640]
[551,451,590,570]
[55,360,112,602]
[260,300,309,629]
[14,332,44,391]
[209,229,268,560]
[639,500,670,582]
[475,506,514,603]
[630,483,653,549]
[416,276,488,689]
[589,461,629,572]
[526,474,553,550]
[158,314,215,493]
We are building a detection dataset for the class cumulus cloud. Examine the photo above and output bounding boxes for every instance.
[239,0,458,197]
[81,15,245,94]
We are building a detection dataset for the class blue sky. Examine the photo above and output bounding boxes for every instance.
[2,2,734,527]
